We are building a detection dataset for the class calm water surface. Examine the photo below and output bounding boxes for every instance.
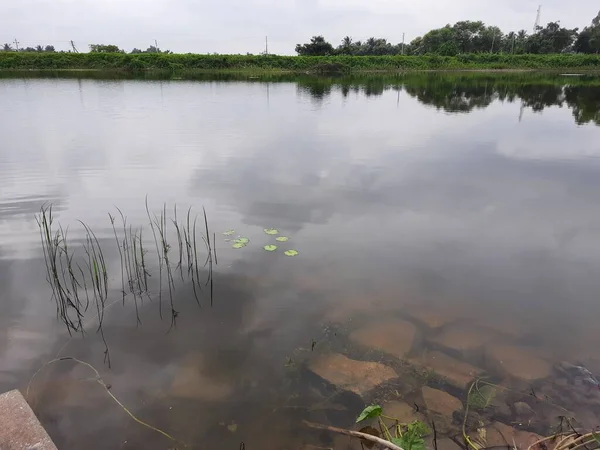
[1,73,600,449]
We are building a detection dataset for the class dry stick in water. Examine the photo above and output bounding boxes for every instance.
[303,421,404,450]
[26,357,187,448]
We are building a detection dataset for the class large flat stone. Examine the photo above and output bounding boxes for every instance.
[406,307,460,329]
[422,386,463,417]
[309,353,398,397]
[485,345,551,381]
[0,389,57,450]
[411,351,482,389]
[349,319,417,359]
[170,354,234,401]
[429,325,496,355]
[471,422,543,449]
[421,387,463,435]
[383,400,426,424]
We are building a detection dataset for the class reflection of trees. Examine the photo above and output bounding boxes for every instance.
[294,74,600,125]
[564,86,600,126]
[403,81,495,112]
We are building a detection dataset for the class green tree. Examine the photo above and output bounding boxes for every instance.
[89,44,124,53]
[574,11,600,53]
[1,43,11,51]
[44,45,55,52]
[337,36,354,55]
[295,36,334,56]
[527,22,578,53]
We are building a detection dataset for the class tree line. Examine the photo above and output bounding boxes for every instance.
[0,44,171,54]
[296,11,600,56]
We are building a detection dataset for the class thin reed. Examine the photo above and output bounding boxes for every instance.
[36,201,216,364]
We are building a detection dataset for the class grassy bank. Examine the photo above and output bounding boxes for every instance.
[1,52,600,72]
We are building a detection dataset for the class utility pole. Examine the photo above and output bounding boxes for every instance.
[511,35,516,54]
[490,33,496,53]
[402,32,405,55]
[70,40,78,53]
[265,36,268,55]
[13,38,19,51]
[155,39,159,51]
[534,5,542,32]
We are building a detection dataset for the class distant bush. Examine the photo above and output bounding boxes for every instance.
[1,52,599,72]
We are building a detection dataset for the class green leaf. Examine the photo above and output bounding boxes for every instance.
[356,405,382,423]
[275,236,289,242]
[264,228,279,235]
[235,237,249,244]
[392,438,404,447]
[468,384,496,410]
[592,432,600,445]
[232,242,247,249]
[223,230,235,236]
[284,249,299,257]
[264,244,278,252]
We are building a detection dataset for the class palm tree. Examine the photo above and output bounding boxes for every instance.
[342,36,352,47]
[2,43,13,52]
[35,45,43,52]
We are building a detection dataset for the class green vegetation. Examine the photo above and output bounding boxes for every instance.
[1,52,600,72]
[296,11,600,56]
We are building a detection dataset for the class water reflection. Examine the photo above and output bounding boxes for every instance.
[1,73,600,449]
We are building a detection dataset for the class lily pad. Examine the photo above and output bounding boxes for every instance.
[232,242,247,249]
[227,423,238,433]
[264,244,278,252]
[275,236,289,242]
[264,228,279,235]
[223,230,235,236]
[235,237,249,244]
[284,249,299,257]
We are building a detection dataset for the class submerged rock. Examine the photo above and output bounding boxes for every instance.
[421,386,463,434]
[349,319,417,359]
[406,306,460,330]
[485,345,551,381]
[411,351,482,389]
[429,325,497,356]
[309,353,398,397]
[422,386,463,417]
[170,354,234,401]
[383,400,426,424]
[471,422,542,449]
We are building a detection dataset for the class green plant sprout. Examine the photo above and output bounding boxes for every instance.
[356,404,430,450]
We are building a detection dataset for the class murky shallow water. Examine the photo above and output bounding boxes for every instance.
[1,73,600,449]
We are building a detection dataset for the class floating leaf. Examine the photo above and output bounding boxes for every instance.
[264,228,279,235]
[284,249,299,257]
[264,244,278,252]
[275,236,289,242]
[356,405,382,423]
[227,423,238,433]
[223,230,235,236]
[232,242,247,249]
[468,384,497,409]
[235,237,249,244]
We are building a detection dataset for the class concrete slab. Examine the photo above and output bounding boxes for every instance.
[0,389,57,450]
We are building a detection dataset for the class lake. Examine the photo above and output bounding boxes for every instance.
[1,72,600,449]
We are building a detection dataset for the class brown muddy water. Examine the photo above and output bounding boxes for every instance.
[1,73,600,449]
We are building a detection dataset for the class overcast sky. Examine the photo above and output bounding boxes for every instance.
[2,0,599,54]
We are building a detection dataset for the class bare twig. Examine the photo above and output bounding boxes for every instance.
[303,420,404,450]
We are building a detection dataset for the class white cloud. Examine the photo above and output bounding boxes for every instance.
[1,0,597,54]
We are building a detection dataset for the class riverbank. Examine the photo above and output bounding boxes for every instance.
[1,53,600,73]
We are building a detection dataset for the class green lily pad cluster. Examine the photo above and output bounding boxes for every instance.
[223,228,299,256]
[262,229,298,256]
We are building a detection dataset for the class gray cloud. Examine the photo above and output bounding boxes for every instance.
[1,0,598,54]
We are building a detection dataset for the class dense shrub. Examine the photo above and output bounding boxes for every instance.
[1,52,599,72]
